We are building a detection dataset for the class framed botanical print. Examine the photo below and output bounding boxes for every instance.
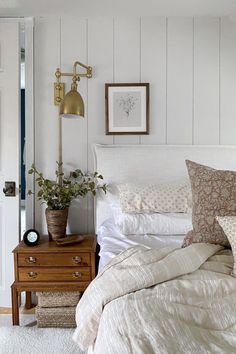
[105,83,149,135]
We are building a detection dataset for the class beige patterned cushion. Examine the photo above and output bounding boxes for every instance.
[183,160,236,247]
[118,182,191,214]
[216,216,236,276]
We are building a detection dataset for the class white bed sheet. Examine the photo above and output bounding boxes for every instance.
[97,218,185,271]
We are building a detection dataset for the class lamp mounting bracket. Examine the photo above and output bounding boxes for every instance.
[54,60,92,106]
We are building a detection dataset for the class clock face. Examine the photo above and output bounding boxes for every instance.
[23,229,40,246]
[28,232,38,243]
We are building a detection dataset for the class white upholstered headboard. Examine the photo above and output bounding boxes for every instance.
[93,144,236,232]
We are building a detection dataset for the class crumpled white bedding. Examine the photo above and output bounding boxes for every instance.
[97,218,185,271]
[73,243,236,354]
[112,205,192,235]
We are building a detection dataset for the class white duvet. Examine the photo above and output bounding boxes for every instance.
[73,243,236,354]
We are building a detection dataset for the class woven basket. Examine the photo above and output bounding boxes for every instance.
[36,291,80,308]
[45,208,68,240]
[36,306,76,328]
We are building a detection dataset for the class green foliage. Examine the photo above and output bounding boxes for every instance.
[28,162,107,210]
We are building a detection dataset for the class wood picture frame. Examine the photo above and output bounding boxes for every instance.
[105,83,149,135]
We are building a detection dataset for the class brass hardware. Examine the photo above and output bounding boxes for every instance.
[72,271,82,278]
[3,181,16,197]
[72,256,81,264]
[28,271,37,279]
[54,60,93,117]
[26,256,36,264]
[54,82,65,106]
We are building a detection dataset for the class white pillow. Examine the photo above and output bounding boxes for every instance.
[118,181,192,214]
[113,206,192,235]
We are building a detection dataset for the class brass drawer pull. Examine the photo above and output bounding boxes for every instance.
[72,272,82,278]
[25,256,37,264]
[28,271,37,279]
[72,256,81,264]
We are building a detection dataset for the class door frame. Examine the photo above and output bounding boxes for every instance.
[0,16,35,232]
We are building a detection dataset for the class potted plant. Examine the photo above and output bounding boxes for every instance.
[28,162,106,241]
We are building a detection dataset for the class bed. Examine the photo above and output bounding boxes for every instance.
[73,144,236,354]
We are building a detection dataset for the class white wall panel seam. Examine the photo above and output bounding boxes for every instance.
[86,18,89,172]
[112,17,115,145]
[113,17,140,144]
[59,17,61,68]
[59,16,61,166]
[139,16,142,145]
[165,17,168,144]
[219,17,221,145]
[86,17,89,232]
[192,17,195,145]
[112,17,115,83]
[139,17,142,84]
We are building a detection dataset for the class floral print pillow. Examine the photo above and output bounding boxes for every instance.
[183,160,236,247]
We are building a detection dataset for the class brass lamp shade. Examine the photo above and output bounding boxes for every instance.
[59,88,84,118]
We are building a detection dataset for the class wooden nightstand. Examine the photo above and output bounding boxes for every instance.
[11,234,96,325]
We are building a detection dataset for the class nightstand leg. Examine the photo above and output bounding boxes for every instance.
[11,285,19,325]
[25,291,32,309]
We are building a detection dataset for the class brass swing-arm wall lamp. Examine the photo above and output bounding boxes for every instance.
[54,60,92,118]
[54,60,93,184]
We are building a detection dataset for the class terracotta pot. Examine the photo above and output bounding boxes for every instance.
[45,208,68,241]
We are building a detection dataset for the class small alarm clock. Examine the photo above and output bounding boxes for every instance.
[23,229,40,246]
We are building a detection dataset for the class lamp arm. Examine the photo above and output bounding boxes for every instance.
[55,61,92,81]
[73,61,90,72]
[73,61,92,78]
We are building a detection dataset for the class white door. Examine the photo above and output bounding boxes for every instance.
[0,20,20,307]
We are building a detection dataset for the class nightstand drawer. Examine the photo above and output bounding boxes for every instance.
[18,253,91,267]
[18,267,91,282]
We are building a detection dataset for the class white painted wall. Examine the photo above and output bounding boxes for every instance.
[34,16,236,234]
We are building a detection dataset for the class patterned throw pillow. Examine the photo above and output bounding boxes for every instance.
[216,216,236,276]
[183,160,236,247]
[118,182,192,214]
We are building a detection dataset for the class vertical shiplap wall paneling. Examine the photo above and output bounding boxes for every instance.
[167,18,193,144]
[87,17,114,170]
[140,17,167,144]
[34,16,236,233]
[193,18,220,144]
[34,17,61,234]
[60,17,88,233]
[220,17,236,144]
[87,17,114,232]
[61,17,87,171]
[113,17,141,144]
